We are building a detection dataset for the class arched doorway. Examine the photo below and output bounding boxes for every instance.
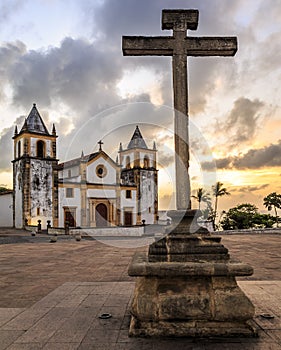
[95,203,108,227]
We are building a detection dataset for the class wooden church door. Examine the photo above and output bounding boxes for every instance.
[96,203,108,227]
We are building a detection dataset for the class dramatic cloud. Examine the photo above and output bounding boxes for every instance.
[0,115,25,173]
[9,37,123,113]
[214,97,264,147]
[0,0,280,197]
[84,0,241,113]
[232,184,269,193]
[202,140,281,170]
[0,0,23,27]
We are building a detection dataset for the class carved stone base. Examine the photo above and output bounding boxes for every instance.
[129,260,257,337]
[128,210,257,338]
[130,317,258,337]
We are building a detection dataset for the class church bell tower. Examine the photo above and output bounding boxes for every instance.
[12,104,59,228]
[119,126,158,225]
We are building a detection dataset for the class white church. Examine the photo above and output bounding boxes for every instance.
[4,104,158,229]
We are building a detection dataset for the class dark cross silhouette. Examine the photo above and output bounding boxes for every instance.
[122,9,237,210]
[98,140,104,151]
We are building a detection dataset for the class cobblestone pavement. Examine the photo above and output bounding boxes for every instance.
[0,229,280,349]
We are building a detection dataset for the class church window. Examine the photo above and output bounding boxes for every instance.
[96,164,107,178]
[68,170,71,178]
[36,140,45,158]
[126,156,130,169]
[126,190,131,199]
[144,155,149,168]
[148,184,151,191]
[17,141,21,158]
[149,207,151,213]
[66,188,74,198]
[37,208,40,216]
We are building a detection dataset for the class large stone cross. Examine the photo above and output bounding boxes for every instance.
[123,9,237,210]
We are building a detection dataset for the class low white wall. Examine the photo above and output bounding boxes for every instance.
[0,193,13,227]
[217,228,281,235]
[70,226,145,237]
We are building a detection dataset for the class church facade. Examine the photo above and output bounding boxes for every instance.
[12,104,158,229]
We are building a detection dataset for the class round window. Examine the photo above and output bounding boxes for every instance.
[96,165,107,178]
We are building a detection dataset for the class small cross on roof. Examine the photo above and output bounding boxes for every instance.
[98,140,104,151]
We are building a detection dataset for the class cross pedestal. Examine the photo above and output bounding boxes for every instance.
[128,210,257,337]
[123,9,256,337]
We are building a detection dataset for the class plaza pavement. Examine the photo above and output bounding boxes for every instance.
[0,228,280,349]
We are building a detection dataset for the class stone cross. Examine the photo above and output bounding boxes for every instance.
[123,9,237,210]
[98,140,103,151]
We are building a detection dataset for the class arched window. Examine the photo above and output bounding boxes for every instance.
[143,155,149,168]
[17,141,21,158]
[126,156,130,169]
[36,140,45,158]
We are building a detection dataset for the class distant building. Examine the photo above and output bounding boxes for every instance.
[11,104,158,228]
[0,190,13,227]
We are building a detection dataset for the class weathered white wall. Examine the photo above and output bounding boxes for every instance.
[58,187,81,227]
[87,188,116,198]
[14,161,23,228]
[120,189,137,225]
[120,151,134,168]
[30,137,52,157]
[29,159,53,227]
[87,157,116,184]
[139,151,154,167]
[59,165,80,180]
[140,170,156,224]
[0,193,13,227]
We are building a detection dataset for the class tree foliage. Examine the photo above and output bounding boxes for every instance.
[221,203,275,230]
[263,192,281,227]
[192,188,210,210]
[212,182,230,229]
[0,186,11,193]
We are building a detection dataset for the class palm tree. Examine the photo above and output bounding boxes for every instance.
[263,192,281,227]
[192,188,210,210]
[212,182,230,230]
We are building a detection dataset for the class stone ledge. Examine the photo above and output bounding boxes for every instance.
[129,317,259,337]
[128,252,253,277]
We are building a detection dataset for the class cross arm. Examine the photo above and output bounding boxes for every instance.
[122,36,174,56]
[185,37,237,56]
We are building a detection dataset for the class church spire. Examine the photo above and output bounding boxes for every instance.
[52,123,56,136]
[14,125,18,137]
[22,118,28,132]
[127,125,148,149]
[19,103,50,135]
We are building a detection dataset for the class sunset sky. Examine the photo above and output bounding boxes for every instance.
[0,0,280,214]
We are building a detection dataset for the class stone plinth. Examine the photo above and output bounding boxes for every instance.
[128,210,257,337]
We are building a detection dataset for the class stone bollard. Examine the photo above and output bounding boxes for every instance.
[37,220,42,234]
[49,234,57,243]
[65,221,69,235]
[46,220,51,234]
[75,233,82,241]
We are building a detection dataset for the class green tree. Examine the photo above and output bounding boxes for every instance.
[192,188,210,210]
[263,192,281,227]
[221,203,275,230]
[212,182,230,229]
[0,186,11,193]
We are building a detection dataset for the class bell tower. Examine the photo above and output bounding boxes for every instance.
[119,126,158,225]
[12,104,59,228]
